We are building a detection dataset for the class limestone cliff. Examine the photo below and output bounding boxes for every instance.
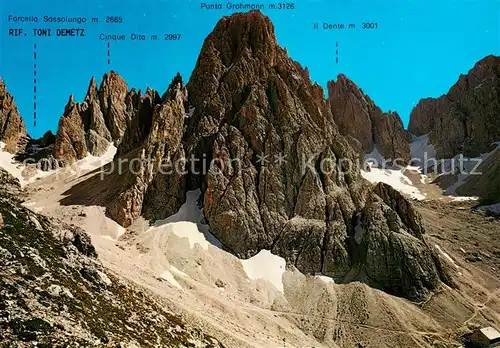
[327,74,410,164]
[0,78,27,153]
[408,55,500,159]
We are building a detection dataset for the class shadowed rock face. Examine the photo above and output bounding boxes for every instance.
[53,95,88,162]
[408,55,500,159]
[355,183,444,299]
[180,11,447,300]
[116,87,159,157]
[0,79,27,153]
[327,74,410,164]
[14,131,64,172]
[456,145,500,204]
[106,82,187,227]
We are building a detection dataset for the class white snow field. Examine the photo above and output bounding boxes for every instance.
[150,189,222,249]
[0,141,26,184]
[75,144,117,172]
[146,191,288,292]
[364,146,386,167]
[0,141,117,187]
[241,250,286,293]
[361,162,426,200]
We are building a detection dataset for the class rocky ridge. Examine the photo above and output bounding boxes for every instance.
[327,74,410,164]
[53,72,128,164]
[0,168,223,347]
[106,76,188,227]
[408,54,500,204]
[0,78,28,153]
[408,55,500,159]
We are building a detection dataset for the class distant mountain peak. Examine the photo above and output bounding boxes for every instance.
[327,73,410,163]
[409,54,500,158]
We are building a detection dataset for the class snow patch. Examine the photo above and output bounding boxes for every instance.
[30,216,43,230]
[185,106,195,118]
[0,141,25,183]
[0,142,117,187]
[450,196,479,202]
[435,244,459,269]
[406,165,421,172]
[364,146,386,167]
[405,165,430,185]
[409,136,497,201]
[97,270,113,287]
[74,144,117,172]
[361,163,425,200]
[419,174,429,184]
[354,219,364,244]
[241,250,286,293]
[437,143,499,197]
[159,270,183,290]
[314,274,335,284]
[170,222,210,250]
[169,265,188,278]
[149,190,222,250]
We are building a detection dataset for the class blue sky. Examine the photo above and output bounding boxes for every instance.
[1,0,499,138]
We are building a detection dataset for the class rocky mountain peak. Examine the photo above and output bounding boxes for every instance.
[53,95,87,163]
[187,10,290,112]
[65,94,76,111]
[106,72,188,226]
[53,72,129,164]
[84,76,99,101]
[327,74,410,164]
[179,11,447,300]
[329,74,368,100]
[0,78,6,94]
[163,72,188,104]
[210,10,278,64]
[100,71,127,91]
[0,78,28,153]
[408,54,500,158]
[51,70,189,165]
[97,71,129,142]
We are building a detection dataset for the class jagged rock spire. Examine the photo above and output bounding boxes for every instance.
[0,78,28,153]
[53,71,131,163]
[98,71,129,143]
